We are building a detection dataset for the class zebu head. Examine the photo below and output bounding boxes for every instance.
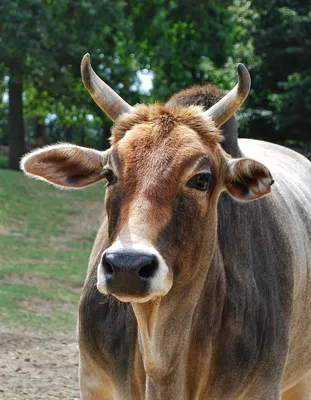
[21,54,273,303]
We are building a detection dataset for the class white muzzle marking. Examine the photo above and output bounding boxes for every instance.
[97,241,172,302]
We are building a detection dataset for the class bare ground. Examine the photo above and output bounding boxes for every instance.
[0,326,80,400]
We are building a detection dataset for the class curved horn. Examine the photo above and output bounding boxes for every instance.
[204,64,251,127]
[81,53,132,121]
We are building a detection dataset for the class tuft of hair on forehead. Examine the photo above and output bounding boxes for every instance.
[110,104,223,149]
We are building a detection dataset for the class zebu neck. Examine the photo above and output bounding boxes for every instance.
[131,225,226,397]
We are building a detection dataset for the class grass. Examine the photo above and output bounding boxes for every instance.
[0,155,8,169]
[0,164,105,332]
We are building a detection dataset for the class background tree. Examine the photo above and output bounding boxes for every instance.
[247,0,311,143]
[0,0,139,168]
[127,0,234,101]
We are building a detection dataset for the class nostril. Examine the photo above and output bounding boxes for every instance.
[102,255,114,278]
[105,261,114,275]
[139,259,158,280]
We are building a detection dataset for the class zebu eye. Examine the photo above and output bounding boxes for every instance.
[187,173,211,191]
[100,168,116,187]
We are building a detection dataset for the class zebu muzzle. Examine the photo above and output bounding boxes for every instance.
[102,251,158,295]
[97,243,172,302]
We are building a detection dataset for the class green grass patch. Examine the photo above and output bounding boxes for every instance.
[0,155,8,169]
[0,168,105,332]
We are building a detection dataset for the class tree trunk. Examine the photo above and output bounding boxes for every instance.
[35,118,46,147]
[101,125,111,150]
[8,76,25,170]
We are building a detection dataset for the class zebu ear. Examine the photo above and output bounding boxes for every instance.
[20,144,109,189]
[224,158,274,201]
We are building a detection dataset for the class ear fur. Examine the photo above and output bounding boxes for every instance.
[225,158,274,201]
[20,143,109,189]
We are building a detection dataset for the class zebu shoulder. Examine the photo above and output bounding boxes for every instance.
[218,138,311,390]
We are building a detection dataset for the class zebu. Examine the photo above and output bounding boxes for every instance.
[21,54,311,399]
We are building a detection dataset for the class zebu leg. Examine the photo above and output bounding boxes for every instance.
[79,352,113,400]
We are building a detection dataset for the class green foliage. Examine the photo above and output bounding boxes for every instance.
[0,0,133,82]
[0,0,141,153]
[128,0,234,101]
[246,1,311,142]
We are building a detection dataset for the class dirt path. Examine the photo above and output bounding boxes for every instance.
[0,327,80,399]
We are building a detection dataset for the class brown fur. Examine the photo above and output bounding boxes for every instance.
[166,85,242,158]
[111,104,222,149]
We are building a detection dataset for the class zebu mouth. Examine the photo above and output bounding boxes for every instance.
[97,274,172,303]
[97,271,150,301]
[108,292,161,303]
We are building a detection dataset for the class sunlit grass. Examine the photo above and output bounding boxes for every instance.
[0,168,105,331]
